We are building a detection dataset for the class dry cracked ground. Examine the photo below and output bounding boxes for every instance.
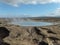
[0,24,60,45]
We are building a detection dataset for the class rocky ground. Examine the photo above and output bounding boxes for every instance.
[0,23,60,45]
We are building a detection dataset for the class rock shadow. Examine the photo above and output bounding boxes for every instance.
[0,27,10,45]
[33,27,41,35]
[47,30,56,34]
[38,41,48,45]
[33,27,46,38]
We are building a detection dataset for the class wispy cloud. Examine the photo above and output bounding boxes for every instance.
[46,8,60,17]
[0,0,60,7]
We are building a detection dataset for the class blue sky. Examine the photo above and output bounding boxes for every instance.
[0,0,60,17]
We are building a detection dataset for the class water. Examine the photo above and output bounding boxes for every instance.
[10,21,54,26]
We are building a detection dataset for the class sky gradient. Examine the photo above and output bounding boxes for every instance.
[0,0,60,17]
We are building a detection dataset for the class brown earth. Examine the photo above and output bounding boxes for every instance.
[0,18,60,45]
[0,23,60,45]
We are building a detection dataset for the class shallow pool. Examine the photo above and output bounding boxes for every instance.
[10,21,54,26]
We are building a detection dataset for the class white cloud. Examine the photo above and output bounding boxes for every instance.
[0,0,60,7]
[46,8,60,17]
